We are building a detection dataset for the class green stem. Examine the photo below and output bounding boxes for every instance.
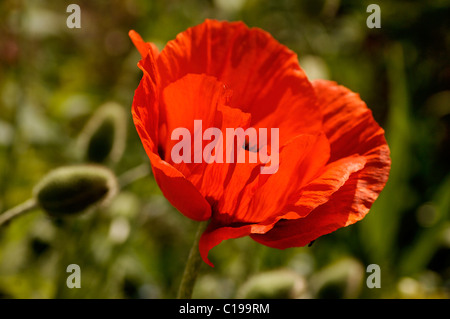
[177,221,208,299]
[117,163,150,189]
[0,198,38,228]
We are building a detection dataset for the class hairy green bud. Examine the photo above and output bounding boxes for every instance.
[310,258,364,299]
[33,165,117,217]
[77,102,127,165]
[237,269,306,299]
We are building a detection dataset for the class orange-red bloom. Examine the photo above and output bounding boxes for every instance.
[129,19,391,266]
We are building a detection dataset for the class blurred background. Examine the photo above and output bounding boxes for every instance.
[0,0,449,299]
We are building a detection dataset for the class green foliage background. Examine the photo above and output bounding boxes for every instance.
[0,0,449,298]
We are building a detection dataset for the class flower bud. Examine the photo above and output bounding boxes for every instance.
[33,165,118,217]
[77,102,127,165]
[310,258,364,299]
[237,269,306,299]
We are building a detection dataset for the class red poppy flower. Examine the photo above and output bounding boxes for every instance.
[129,19,391,267]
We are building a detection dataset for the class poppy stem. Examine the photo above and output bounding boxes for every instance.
[0,198,38,228]
[117,163,150,189]
[177,221,208,299]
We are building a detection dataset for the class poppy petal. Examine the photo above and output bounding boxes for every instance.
[132,53,160,153]
[148,152,212,222]
[243,133,330,223]
[312,79,391,219]
[161,73,231,164]
[131,52,211,222]
[181,104,253,202]
[313,79,389,162]
[199,222,254,267]
[134,111,212,222]
[251,81,390,248]
[198,137,364,266]
[155,19,322,145]
[250,168,369,248]
[287,154,367,216]
[129,30,160,59]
